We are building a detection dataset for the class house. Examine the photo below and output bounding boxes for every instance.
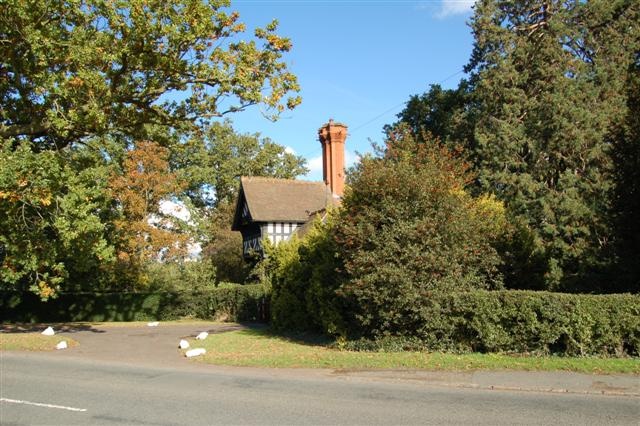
[232,120,348,258]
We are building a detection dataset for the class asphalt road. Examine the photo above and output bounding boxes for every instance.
[1,353,638,425]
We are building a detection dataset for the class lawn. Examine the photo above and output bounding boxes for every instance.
[0,333,78,351]
[185,328,640,374]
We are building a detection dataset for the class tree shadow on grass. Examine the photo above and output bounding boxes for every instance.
[203,322,267,335]
[231,323,333,348]
[0,322,106,334]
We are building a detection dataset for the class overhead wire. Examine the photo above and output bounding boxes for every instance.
[300,68,467,160]
[350,68,466,134]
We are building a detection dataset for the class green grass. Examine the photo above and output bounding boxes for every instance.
[0,333,78,351]
[185,328,640,374]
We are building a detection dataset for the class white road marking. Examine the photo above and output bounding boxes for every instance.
[0,397,87,412]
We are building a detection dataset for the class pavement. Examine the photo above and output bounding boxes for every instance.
[1,322,638,397]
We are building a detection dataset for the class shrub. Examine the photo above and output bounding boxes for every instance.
[0,284,269,323]
[342,291,639,357]
[261,236,308,331]
[144,261,218,292]
[261,211,345,334]
[202,201,252,284]
[333,129,506,337]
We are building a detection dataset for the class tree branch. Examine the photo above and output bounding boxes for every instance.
[0,121,50,138]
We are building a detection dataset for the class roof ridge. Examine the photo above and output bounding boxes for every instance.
[241,176,325,185]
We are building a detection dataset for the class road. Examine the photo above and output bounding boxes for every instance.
[1,352,638,425]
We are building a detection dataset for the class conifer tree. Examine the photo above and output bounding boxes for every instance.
[467,0,639,291]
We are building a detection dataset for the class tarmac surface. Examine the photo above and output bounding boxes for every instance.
[2,322,639,397]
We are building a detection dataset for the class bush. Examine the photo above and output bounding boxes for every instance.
[333,129,506,337]
[342,291,639,357]
[261,212,345,334]
[0,284,269,323]
[263,236,309,331]
[143,261,218,292]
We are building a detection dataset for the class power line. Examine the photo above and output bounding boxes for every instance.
[350,69,466,135]
[301,68,467,161]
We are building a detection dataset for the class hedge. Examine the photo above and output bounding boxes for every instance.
[342,290,640,357]
[0,284,269,323]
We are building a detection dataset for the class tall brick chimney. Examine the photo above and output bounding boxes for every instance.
[318,119,348,197]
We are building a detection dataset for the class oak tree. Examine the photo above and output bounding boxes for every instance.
[0,0,301,150]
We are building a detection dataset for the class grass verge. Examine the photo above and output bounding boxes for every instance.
[185,328,640,374]
[0,333,78,351]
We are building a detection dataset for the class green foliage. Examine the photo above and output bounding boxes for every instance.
[340,291,640,357]
[610,60,640,293]
[259,213,344,334]
[143,261,218,292]
[466,0,640,291]
[263,236,310,331]
[173,121,307,208]
[299,214,347,337]
[1,0,300,150]
[334,129,506,338]
[0,284,269,323]
[387,1,640,293]
[163,284,270,322]
[385,82,476,155]
[1,0,307,297]
[200,200,251,283]
[0,141,116,299]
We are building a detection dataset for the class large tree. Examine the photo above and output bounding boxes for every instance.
[0,0,301,150]
[610,60,640,293]
[0,0,304,297]
[0,140,116,298]
[467,0,639,291]
[172,120,307,208]
[109,140,190,288]
[386,82,475,155]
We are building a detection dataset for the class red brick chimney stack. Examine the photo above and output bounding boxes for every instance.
[318,119,348,197]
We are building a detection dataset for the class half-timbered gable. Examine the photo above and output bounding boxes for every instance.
[232,176,334,258]
[232,120,348,259]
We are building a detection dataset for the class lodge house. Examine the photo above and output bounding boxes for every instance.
[232,120,348,258]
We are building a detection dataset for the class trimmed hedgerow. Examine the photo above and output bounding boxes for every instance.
[0,284,269,323]
[341,290,640,357]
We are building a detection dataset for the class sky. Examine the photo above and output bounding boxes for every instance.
[221,0,476,181]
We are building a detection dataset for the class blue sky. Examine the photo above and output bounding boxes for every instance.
[224,1,476,180]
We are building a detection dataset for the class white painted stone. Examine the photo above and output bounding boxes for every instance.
[195,331,208,340]
[56,341,67,350]
[147,321,159,327]
[41,326,55,336]
[185,348,206,358]
[179,339,190,349]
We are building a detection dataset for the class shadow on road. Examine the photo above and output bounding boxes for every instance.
[0,323,106,334]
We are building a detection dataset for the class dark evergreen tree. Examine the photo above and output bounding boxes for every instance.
[466,0,639,291]
[611,59,640,293]
[386,82,475,153]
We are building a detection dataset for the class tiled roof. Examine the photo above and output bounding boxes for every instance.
[233,176,335,228]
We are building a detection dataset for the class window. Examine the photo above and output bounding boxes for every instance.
[266,222,299,245]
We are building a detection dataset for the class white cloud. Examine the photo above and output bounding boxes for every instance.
[159,200,191,222]
[284,146,295,155]
[306,150,360,177]
[149,200,202,260]
[436,0,476,18]
[346,150,361,168]
[307,155,324,175]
